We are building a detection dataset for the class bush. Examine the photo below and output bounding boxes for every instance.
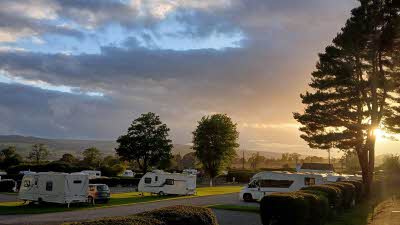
[0,179,17,192]
[66,216,163,225]
[260,192,310,225]
[226,170,256,183]
[301,184,343,210]
[67,205,218,225]
[326,182,356,208]
[139,205,218,225]
[296,191,329,225]
[342,180,364,202]
[90,177,140,187]
[7,162,90,175]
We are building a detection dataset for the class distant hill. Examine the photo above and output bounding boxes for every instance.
[0,135,193,160]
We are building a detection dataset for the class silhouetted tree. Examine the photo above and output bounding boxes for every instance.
[294,0,400,194]
[28,144,49,164]
[116,112,173,173]
[0,146,22,170]
[82,147,102,168]
[59,153,77,164]
[192,114,239,186]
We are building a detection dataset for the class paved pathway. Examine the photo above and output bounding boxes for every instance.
[213,209,261,225]
[0,193,239,225]
[0,194,17,203]
[369,196,400,225]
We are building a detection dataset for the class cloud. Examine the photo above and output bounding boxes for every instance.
[0,0,360,154]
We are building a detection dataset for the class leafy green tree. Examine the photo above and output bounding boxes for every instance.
[181,152,197,169]
[294,0,400,193]
[28,144,49,164]
[116,112,173,173]
[59,153,77,164]
[82,147,102,168]
[0,146,22,170]
[192,114,239,186]
[381,154,400,174]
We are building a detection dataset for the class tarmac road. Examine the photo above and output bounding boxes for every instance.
[0,193,240,225]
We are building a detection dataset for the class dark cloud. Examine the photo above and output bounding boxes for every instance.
[0,0,360,152]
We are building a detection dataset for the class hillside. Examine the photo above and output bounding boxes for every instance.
[0,135,193,160]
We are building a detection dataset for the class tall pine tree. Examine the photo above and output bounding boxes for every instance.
[294,0,400,194]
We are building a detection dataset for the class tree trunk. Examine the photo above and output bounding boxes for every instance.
[209,177,213,187]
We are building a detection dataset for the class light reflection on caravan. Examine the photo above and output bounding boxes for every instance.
[239,171,326,202]
[138,170,196,196]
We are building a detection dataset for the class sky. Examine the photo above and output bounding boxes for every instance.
[0,0,397,156]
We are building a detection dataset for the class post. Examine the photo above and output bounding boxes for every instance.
[242,150,245,169]
[328,148,331,165]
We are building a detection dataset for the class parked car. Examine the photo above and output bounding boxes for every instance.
[88,184,110,204]
[0,179,17,192]
[122,170,135,177]
[81,170,101,179]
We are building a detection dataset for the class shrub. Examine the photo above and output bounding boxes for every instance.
[7,163,90,175]
[342,180,364,202]
[260,193,310,225]
[66,216,163,225]
[301,184,343,210]
[296,191,329,225]
[139,205,218,225]
[326,182,356,208]
[89,177,140,187]
[0,179,17,192]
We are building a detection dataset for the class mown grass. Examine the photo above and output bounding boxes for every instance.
[0,186,242,215]
[209,204,259,213]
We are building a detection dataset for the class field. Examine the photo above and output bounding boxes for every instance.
[0,186,242,215]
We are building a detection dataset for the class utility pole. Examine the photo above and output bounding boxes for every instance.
[242,150,245,170]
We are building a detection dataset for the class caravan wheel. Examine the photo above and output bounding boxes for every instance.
[243,193,253,202]
[158,191,165,196]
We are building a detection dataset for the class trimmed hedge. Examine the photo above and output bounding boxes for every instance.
[301,184,343,210]
[66,205,217,225]
[139,205,218,225]
[327,182,356,208]
[7,162,90,175]
[67,216,163,225]
[260,192,311,225]
[89,177,140,187]
[297,191,329,225]
[342,180,364,202]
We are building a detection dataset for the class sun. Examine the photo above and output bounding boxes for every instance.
[373,128,386,140]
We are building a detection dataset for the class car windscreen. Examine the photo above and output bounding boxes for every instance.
[96,185,109,191]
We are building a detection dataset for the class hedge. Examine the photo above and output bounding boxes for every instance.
[139,205,218,225]
[66,205,217,225]
[296,191,329,225]
[260,192,311,225]
[67,216,163,225]
[0,179,17,192]
[301,184,343,210]
[89,177,140,187]
[326,182,356,209]
[7,162,90,175]
[226,170,257,183]
[342,180,364,203]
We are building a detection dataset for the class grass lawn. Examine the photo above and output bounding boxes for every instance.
[0,186,242,215]
[209,204,259,213]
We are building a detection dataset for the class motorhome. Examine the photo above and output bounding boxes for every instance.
[18,172,89,207]
[122,170,135,177]
[296,163,334,173]
[81,170,101,179]
[239,171,326,202]
[138,170,196,195]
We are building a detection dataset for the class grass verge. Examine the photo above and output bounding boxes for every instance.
[0,186,242,215]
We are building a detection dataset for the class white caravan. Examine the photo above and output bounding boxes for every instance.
[18,172,89,207]
[239,171,326,202]
[81,170,101,179]
[122,170,135,177]
[138,170,196,195]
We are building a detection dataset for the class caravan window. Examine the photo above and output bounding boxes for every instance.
[165,179,174,185]
[155,176,158,182]
[144,177,152,184]
[23,180,31,187]
[259,179,294,188]
[73,180,82,184]
[46,181,53,191]
[304,177,316,186]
